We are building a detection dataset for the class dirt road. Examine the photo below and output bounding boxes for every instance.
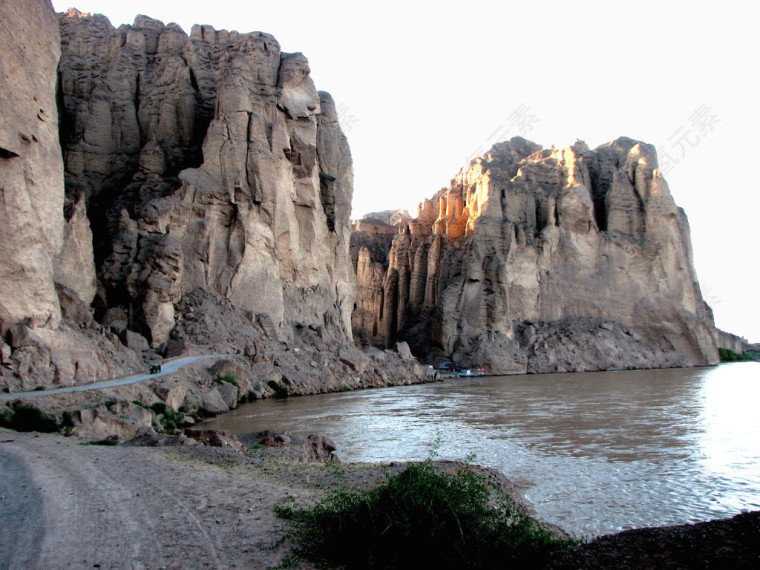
[0,430,314,569]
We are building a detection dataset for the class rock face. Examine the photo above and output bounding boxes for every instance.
[0,1,144,391]
[0,0,64,334]
[57,11,355,348]
[352,137,719,372]
[0,5,427,402]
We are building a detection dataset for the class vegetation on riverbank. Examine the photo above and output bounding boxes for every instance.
[718,348,759,362]
[274,454,573,568]
[0,402,67,433]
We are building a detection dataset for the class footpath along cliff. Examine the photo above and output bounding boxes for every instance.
[351,137,719,373]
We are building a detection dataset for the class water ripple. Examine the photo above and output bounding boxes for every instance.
[204,362,760,537]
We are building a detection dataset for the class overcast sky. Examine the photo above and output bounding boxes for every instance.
[52,0,759,342]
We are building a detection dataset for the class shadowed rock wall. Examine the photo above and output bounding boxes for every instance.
[57,11,355,348]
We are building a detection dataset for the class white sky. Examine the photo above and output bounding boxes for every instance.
[52,0,759,342]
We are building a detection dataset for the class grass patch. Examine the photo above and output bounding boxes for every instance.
[274,456,573,569]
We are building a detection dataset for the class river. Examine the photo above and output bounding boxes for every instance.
[203,361,760,538]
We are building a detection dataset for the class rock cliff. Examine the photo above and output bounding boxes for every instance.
[0,0,64,334]
[352,137,719,372]
[0,1,144,390]
[715,329,753,356]
[57,11,355,348]
[1,4,429,410]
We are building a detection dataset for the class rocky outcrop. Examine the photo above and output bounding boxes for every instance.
[240,430,339,462]
[0,0,64,334]
[162,288,432,411]
[0,1,143,391]
[350,215,402,347]
[352,137,719,372]
[57,11,355,350]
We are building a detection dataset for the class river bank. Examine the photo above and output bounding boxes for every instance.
[203,362,760,538]
[0,339,437,441]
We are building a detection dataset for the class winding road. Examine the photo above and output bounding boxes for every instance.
[0,354,240,401]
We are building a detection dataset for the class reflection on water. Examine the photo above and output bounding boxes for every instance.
[203,362,760,537]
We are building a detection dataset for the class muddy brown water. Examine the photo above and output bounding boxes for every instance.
[203,361,760,538]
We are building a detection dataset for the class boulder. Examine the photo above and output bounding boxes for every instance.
[240,430,339,463]
[307,434,339,463]
[395,341,414,362]
[154,382,187,413]
[9,325,44,349]
[74,403,152,440]
[216,381,239,409]
[338,346,369,373]
[55,283,94,325]
[120,330,150,352]
[184,429,244,453]
[200,388,229,415]
[162,339,187,358]
[0,342,11,366]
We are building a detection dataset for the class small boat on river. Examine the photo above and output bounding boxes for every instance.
[458,368,485,377]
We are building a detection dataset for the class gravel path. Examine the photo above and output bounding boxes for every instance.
[0,430,315,569]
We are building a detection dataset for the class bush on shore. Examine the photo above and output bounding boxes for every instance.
[0,403,60,432]
[274,456,573,569]
[718,348,756,362]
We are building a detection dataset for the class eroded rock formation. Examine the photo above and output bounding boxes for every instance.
[1,4,431,409]
[352,137,719,372]
[57,11,355,348]
[0,1,144,390]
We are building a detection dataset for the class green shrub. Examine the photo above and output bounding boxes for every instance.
[215,373,238,387]
[0,404,58,433]
[0,406,13,427]
[718,348,753,362]
[274,458,572,569]
[150,402,183,432]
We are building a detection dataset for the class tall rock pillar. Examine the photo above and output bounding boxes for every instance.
[0,0,64,333]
